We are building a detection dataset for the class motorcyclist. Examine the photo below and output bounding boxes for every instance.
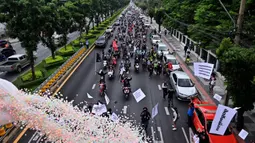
[112,56,117,66]
[97,69,107,83]
[122,76,132,87]
[134,55,140,64]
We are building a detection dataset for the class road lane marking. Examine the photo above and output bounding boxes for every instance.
[182,127,190,143]
[189,127,194,143]
[123,106,127,114]
[53,46,95,95]
[157,127,164,143]
[28,131,38,143]
[164,107,170,115]
[36,135,43,143]
[151,127,156,143]
[158,85,162,90]
[92,84,96,89]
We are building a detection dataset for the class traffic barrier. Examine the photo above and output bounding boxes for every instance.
[0,126,6,136]
[5,123,13,129]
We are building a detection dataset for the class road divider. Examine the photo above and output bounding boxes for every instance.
[164,107,170,115]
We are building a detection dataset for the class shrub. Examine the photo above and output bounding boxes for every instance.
[99,23,107,27]
[72,39,86,47]
[56,45,75,56]
[96,27,104,30]
[89,30,100,34]
[21,70,43,82]
[43,56,65,69]
[15,69,47,89]
[82,33,96,39]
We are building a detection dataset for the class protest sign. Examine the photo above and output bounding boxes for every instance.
[209,104,237,135]
[238,129,249,140]
[92,103,107,116]
[105,94,110,105]
[213,94,222,102]
[110,112,119,123]
[151,103,159,119]
[133,88,146,103]
[194,62,214,80]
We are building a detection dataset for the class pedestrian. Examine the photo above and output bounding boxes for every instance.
[184,44,188,56]
[164,29,167,35]
[209,72,216,94]
[140,107,151,133]
[162,81,168,99]
[187,102,195,127]
[148,64,153,78]
[171,107,179,131]
[85,39,89,49]
[167,88,174,108]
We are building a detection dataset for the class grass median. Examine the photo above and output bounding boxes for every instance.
[13,7,125,91]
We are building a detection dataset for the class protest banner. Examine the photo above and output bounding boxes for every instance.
[194,62,214,80]
[133,88,146,103]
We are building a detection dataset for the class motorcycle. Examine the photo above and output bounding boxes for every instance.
[108,69,114,79]
[103,60,108,70]
[123,86,131,99]
[99,82,106,96]
[134,63,139,72]
[142,58,147,69]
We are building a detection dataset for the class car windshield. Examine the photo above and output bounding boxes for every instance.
[153,36,160,40]
[167,59,178,65]
[207,121,232,135]
[158,45,167,51]
[98,37,105,41]
[177,79,194,87]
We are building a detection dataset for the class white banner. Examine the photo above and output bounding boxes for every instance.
[92,103,107,116]
[110,112,119,123]
[151,103,159,119]
[193,62,214,80]
[209,104,237,135]
[133,88,146,103]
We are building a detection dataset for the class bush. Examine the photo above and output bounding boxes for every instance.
[43,56,65,69]
[99,23,107,27]
[72,39,86,47]
[82,33,96,39]
[56,45,75,56]
[96,27,105,30]
[15,69,47,89]
[89,30,100,34]
[21,70,43,82]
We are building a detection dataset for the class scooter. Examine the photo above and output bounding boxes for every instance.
[134,63,139,72]
[108,69,114,79]
[103,60,108,70]
[123,86,131,99]
[99,82,106,96]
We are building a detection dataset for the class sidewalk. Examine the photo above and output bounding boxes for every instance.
[150,21,255,142]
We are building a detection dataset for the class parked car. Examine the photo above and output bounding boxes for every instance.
[169,71,197,101]
[0,54,30,72]
[191,97,237,143]
[1,48,16,58]
[0,40,13,49]
[0,53,6,62]
[95,36,106,48]
[163,54,180,70]
[151,35,161,45]
[157,42,169,55]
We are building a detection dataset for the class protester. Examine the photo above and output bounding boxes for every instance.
[184,44,188,56]
[162,81,168,99]
[167,88,174,108]
[187,102,195,127]
[140,107,151,133]
[171,107,179,131]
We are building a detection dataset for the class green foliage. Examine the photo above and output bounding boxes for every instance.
[56,45,75,56]
[154,7,165,32]
[44,56,64,65]
[82,33,96,39]
[89,30,100,34]
[217,39,255,111]
[21,71,43,82]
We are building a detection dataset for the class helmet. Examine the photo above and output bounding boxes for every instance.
[143,107,148,111]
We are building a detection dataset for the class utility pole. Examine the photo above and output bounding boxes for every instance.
[234,0,246,45]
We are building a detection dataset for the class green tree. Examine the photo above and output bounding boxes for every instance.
[57,2,73,49]
[0,0,44,80]
[217,38,255,131]
[154,7,165,32]
[148,8,154,24]
[40,1,58,59]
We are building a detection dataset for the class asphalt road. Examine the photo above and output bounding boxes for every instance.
[0,31,80,82]
[16,21,192,143]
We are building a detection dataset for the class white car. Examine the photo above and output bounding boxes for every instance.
[157,42,168,55]
[151,35,161,45]
[169,71,197,101]
[106,26,113,33]
[163,54,180,70]
[144,22,150,28]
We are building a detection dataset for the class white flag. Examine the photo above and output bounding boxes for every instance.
[193,62,214,80]
[105,94,110,105]
[213,94,222,102]
[209,104,237,135]
[151,103,159,119]
[87,93,93,99]
[133,88,146,103]
[238,129,249,140]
